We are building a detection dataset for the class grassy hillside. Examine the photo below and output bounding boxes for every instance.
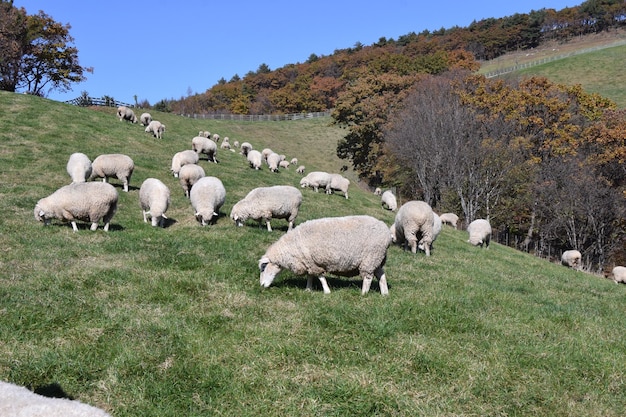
[1,92,626,416]
[479,30,626,108]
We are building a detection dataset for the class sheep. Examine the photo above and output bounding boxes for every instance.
[233,140,240,148]
[191,135,218,163]
[374,187,382,196]
[90,153,134,192]
[230,185,302,232]
[220,140,231,150]
[259,215,392,295]
[290,157,298,165]
[139,178,170,227]
[171,150,199,177]
[34,182,118,232]
[212,133,220,143]
[419,213,442,252]
[279,160,290,169]
[201,131,211,138]
[266,152,281,172]
[116,105,137,123]
[240,142,252,156]
[609,266,626,284]
[140,112,152,126]
[391,200,435,255]
[178,163,205,198]
[144,120,165,139]
[261,148,274,161]
[247,149,263,170]
[296,165,305,175]
[0,380,112,417]
[440,212,459,229]
[189,176,226,226]
[381,190,397,211]
[467,219,492,248]
[66,152,92,184]
[561,249,582,270]
[300,171,331,193]
[327,173,350,199]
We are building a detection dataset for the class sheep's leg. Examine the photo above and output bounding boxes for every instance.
[318,275,331,294]
[102,221,110,231]
[306,276,314,291]
[408,238,417,254]
[265,219,272,232]
[287,220,293,231]
[90,222,98,231]
[71,221,79,232]
[361,274,373,295]
[142,210,148,223]
[375,267,389,296]
[123,181,129,192]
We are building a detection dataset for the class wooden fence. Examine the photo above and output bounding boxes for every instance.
[64,96,134,108]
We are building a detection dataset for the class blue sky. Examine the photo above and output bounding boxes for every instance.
[14,1,578,105]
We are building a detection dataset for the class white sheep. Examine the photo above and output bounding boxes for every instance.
[266,152,281,172]
[220,140,231,150]
[609,266,626,284]
[212,133,220,143]
[381,190,397,211]
[140,112,152,126]
[279,160,290,169]
[139,178,170,227]
[261,148,274,161]
[116,105,137,123]
[66,152,92,184]
[90,153,134,192]
[171,150,199,177]
[240,142,252,156]
[296,165,305,175]
[440,212,459,229]
[189,176,226,226]
[561,249,582,270]
[233,140,240,148]
[327,173,350,199]
[191,136,218,163]
[178,163,205,198]
[230,185,302,232]
[299,171,331,193]
[247,149,263,170]
[34,182,118,232]
[290,157,298,165]
[0,380,112,417]
[259,215,392,295]
[144,120,165,139]
[374,187,382,196]
[467,219,492,248]
[391,200,435,255]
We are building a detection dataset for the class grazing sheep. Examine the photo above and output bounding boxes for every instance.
[267,152,281,172]
[0,380,112,417]
[240,142,252,156]
[191,136,218,163]
[391,200,435,255]
[34,182,118,232]
[561,249,582,270]
[290,157,298,165]
[189,176,226,226]
[279,160,290,169]
[116,105,137,123]
[212,133,220,143]
[139,178,170,227]
[259,215,392,295]
[327,173,350,199]
[140,112,152,126]
[261,148,274,161]
[220,140,231,150]
[230,185,302,231]
[609,266,626,284]
[178,163,205,198]
[374,187,382,196]
[381,190,397,211]
[300,171,331,193]
[66,152,92,184]
[233,140,240,148]
[296,165,305,175]
[171,150,199,177]
[247,149,263,170]
[90,153,134,192]
[200,131,211,138]
[144,120,165,139]
[467,219,492,248]
[440,212,459,229]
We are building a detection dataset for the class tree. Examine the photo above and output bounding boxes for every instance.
[0,2,91,96]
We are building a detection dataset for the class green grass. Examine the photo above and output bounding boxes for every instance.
[2,91,626,416]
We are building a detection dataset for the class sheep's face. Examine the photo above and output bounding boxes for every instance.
[33,204,50,225]
[259,256,281,288]
[299,179,309,188]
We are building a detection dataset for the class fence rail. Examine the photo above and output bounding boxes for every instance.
[64,96,134,108]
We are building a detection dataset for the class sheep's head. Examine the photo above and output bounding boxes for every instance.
[33,202,51,225]
[259,256,281,288]
[299,178,309,188]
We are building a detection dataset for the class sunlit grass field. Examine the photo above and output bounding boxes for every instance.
[1,92,626,416]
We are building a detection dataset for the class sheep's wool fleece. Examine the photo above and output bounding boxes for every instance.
[0,381,112,416]
[264,215,391,276]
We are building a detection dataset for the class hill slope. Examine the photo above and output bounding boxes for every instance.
[1,92,626,416]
